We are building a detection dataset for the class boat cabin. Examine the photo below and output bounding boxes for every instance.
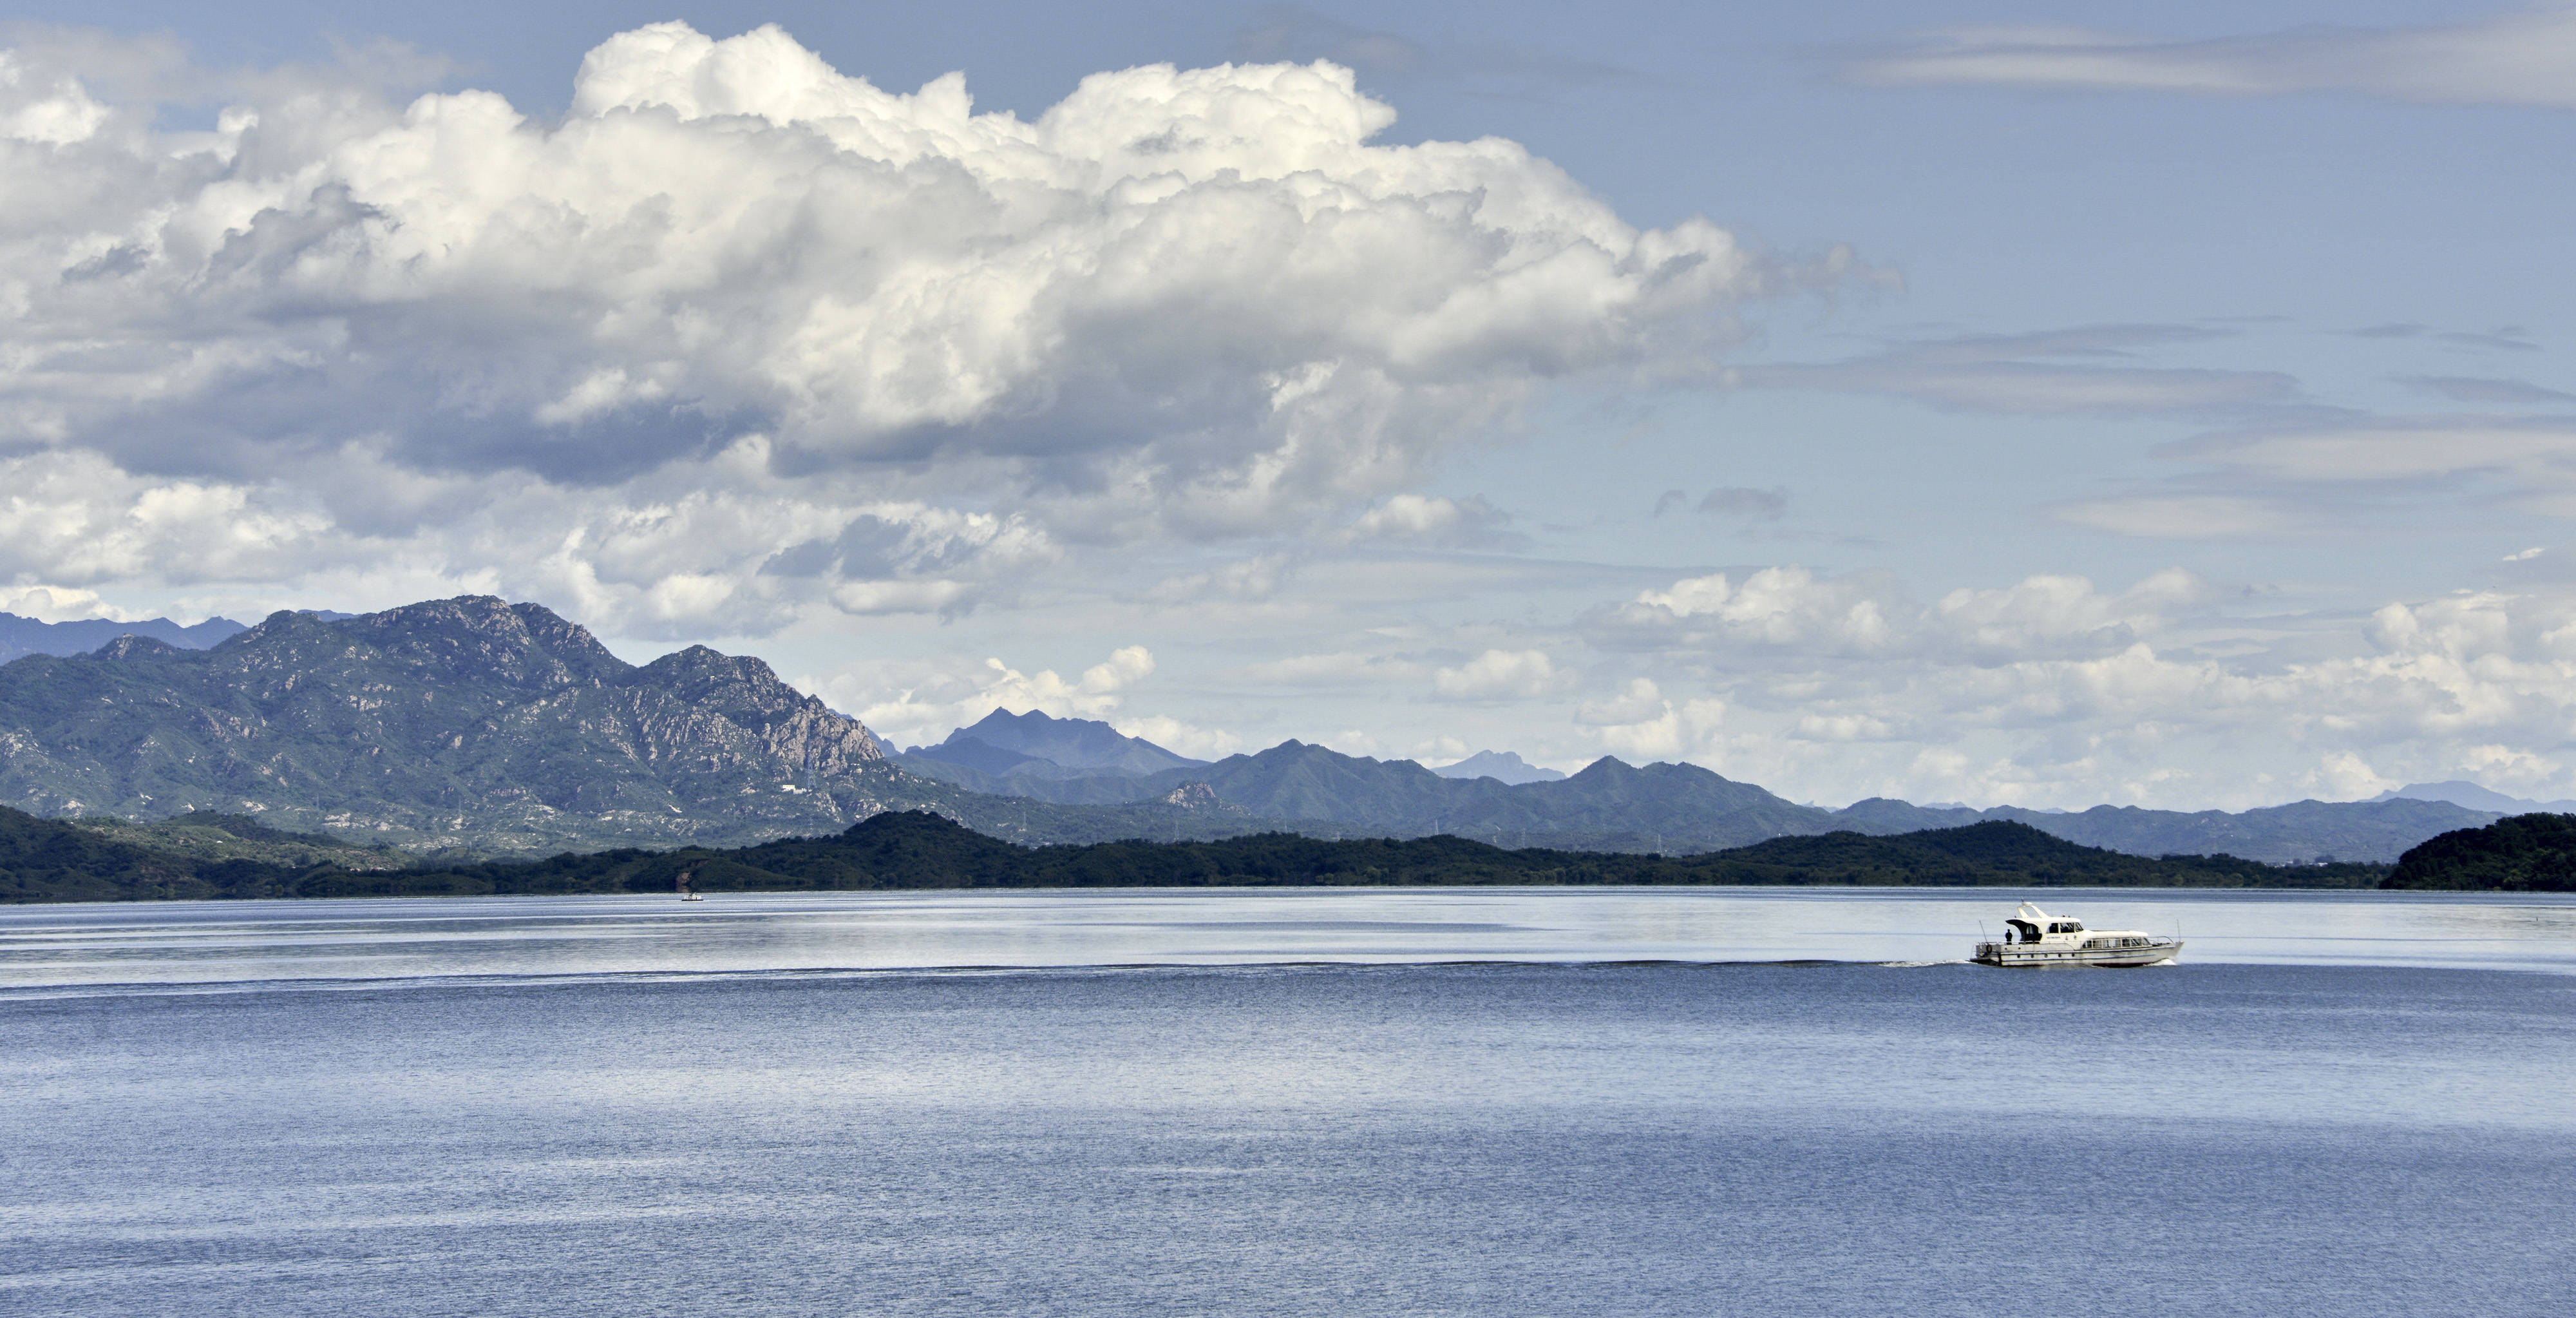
[1977,902,2181,967]
[2002,904,2084,944]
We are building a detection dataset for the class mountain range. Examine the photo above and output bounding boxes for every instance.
[0,593,2538,863]
[0,597,1249,854]
[887,714,2503,863]
[0,611,249,665]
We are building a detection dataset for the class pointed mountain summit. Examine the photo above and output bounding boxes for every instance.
[908,708,1208,777]
[1431,750,1566,785]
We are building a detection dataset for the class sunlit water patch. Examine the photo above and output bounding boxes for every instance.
[5,886,2574,991]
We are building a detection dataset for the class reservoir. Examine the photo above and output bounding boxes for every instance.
[5,888,2573,1315]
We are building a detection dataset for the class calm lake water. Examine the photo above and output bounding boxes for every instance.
[6,887,2575,1316]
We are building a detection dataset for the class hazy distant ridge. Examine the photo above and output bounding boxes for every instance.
[0,612,247,665]
[1431,750,1566,785]
[894,714,2503,863]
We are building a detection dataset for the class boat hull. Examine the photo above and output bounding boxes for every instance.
[1971,941,2181,968]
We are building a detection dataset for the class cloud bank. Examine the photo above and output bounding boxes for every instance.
[0,21,1776,631]
[1570,564,2576,808]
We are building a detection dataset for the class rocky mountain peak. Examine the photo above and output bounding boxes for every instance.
[334,596,632,689]
[228,607,333,648]
[634,644,887,768]
[637,645,808,721]
[0,593,897,848]
[93,635,183,661]
[1162,782,1222,809]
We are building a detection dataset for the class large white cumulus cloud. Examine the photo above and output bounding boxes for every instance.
[0,19,1770,598]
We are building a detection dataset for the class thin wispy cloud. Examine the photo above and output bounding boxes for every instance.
[2396,376,2576,405]
[1843,6,2576,110]
[1735,325,2303,419]
[2051,411,2576,542]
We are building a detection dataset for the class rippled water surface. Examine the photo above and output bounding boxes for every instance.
[6,885,2575,988]
[5,888,2574,1316]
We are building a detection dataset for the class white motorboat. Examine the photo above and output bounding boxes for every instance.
[1972,903,2179,968]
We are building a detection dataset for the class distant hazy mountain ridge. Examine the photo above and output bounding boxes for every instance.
[1432,750,1566,785]
[900,709,1209,781]
[0,611,247,665]
[2371,780,2576,814]
[890,723,2501,863]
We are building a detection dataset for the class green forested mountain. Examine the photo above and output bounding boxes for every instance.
[1,808,2385,904]
[2382,814,2576,891]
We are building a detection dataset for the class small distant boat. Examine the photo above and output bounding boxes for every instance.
[677,869,703,902]
[1973,903,2179,968]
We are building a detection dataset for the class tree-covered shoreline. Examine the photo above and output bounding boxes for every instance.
[2383,814,2576,892]
[4,807,2392,904]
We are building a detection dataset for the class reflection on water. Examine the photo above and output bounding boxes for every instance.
[5,886,2573,989]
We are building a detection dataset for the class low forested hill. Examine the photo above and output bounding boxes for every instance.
[2382,814,2576,891]
[0,806,341,903]
[68,810,415,868]
[3,810,2387,904]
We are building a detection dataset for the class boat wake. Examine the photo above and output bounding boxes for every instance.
[2,957,2001,1000]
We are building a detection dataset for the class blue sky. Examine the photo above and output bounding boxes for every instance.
[6,2,2575,807]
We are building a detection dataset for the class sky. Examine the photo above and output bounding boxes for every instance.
[6,1,2576,808]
